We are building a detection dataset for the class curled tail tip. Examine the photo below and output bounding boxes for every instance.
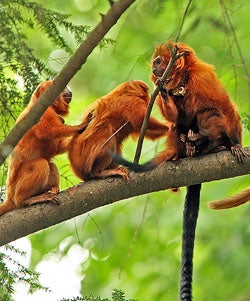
[207,201,222,210]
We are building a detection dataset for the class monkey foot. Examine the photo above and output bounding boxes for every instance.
[180,133,186,143]
[95,167,130,182]
[231,145,248,163]
[185,142,196,158]
[214,145,227,152]
[22,189,60,207]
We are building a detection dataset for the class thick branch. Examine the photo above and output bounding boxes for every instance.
[0,0,136,166]
[0,148,249,246]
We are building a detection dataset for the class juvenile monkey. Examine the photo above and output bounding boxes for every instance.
[68,80,168,181]
[0,80,86,216]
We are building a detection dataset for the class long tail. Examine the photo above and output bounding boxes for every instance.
[208,187,250,210]
[109,151,156,172]
[180,184,201,301]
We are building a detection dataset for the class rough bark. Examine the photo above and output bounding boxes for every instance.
[0,148,249,246]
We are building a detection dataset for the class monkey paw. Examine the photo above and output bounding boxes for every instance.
[94,167,130,182]
[187,129,200,142]
[185,142,196,158]
[22,189,60,207]
[180,133,186,143]
[231,144,247,163]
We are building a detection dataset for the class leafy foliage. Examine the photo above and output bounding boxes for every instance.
[59,289,136,301]
[0,0,90,125]
[0,244,49,300]
[241,112,250,131]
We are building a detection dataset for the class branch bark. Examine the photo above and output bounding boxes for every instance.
[0,148,249,246]
[0,0,136,166]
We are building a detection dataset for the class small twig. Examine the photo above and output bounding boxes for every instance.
[219,0,250,84]
[100,121,129,150]
[175,0,193,42]
[133,45,185,163]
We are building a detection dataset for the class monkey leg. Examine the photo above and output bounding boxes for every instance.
[14,158,60,208]
[90,151,129,182]
[44,163,60,192]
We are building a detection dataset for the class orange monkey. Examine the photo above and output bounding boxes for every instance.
[0,80,86,216]
[68,80,168,181]
[112,41,248,209]
[150,41,245,164]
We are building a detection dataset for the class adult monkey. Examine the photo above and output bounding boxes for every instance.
[111,41,246,301]
[68,80,168,182]
[112,41,246,194]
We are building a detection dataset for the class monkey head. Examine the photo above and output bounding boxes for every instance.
[30,80,72,116]
[151,41,197,90]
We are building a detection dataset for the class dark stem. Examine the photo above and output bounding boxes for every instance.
[179,184,201,301]
[175,0,193,42]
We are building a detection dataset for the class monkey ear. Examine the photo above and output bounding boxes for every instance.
[174,54,186,71]
[30,84,44,105]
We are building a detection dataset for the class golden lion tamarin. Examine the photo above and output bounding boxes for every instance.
[0,80,86,216]
[68,80,168,181]
[111,41,247,209]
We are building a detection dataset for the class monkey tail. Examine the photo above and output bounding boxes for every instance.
[180,183,201,300]
[109,151,156,172]
[208,187,250,210]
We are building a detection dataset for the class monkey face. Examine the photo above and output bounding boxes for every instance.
[151,41,192,90]
[53,87,72,116]
[152,55,168,77]
[61,87,72,104]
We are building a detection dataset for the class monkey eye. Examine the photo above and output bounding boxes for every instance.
[154,56,162,65]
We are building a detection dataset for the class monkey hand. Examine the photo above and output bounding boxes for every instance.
[76,121,90,134]
[156,78,168,100]
[77,111,94,134]
[187,129,201,142]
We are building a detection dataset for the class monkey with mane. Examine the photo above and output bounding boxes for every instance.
[112,41,248,209]
[0,80,86,216]
[68,80,168,181]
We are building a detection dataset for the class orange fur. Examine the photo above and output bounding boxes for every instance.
[68,80,168,181]
[208,187,250,209]
[151,41,247,209]
[0,80,85,216]
[151,41,243,164]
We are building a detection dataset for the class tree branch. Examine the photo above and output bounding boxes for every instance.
[0,0,136,166]
[0,148,249,246]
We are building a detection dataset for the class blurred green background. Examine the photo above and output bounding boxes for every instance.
[1,0,250,300]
